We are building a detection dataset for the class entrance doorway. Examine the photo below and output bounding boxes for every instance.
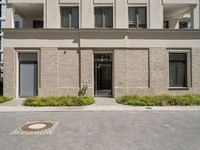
[19,53,38,97]
[94,53,112,97]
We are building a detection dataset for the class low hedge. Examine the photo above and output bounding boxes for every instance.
[0,96,13,104]
[24,96,95,107]
[116,95,200,106]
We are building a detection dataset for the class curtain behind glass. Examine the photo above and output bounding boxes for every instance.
[169,53,187,87]
[129,8,136,28]
[105,7,113,28]
[169,62,177,87]
[61,7,69,28]
[138,8,146,28]
[71,7,79,28]
[95,8,103,27]
[176,62,187,87]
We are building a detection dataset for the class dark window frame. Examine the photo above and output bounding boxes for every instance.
[94,7,113,28]
[128,7,147,29]
[169,53,188,88]
[60,6,79,28]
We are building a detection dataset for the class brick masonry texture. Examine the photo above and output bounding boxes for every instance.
[3,47,200,98]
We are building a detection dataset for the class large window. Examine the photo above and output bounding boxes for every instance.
[95,7,113,28]
[0,4,2,18]
[129,7,147,28]
[60,7,79,28]
[169,53,187,87]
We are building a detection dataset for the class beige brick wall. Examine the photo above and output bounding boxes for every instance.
[3,47,200,98]
[80,49,94,96]
[39,48,80,96]
[3,48,16,97]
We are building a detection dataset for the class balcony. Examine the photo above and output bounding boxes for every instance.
[10,3,44,28]
[164,4,196,29]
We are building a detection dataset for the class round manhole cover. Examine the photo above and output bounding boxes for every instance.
[21,122,54,132]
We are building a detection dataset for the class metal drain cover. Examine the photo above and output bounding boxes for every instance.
[10,121,58,135]
[21,122,54,132]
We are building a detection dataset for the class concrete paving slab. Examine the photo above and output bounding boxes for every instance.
[1,97,200,112]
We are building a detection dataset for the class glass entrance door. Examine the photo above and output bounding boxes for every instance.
[94,54,112,97]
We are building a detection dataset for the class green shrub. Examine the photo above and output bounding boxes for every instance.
[24,96,95,107]
[116,94,200,106]
[0,96,13,103]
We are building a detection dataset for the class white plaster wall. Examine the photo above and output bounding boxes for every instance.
[5,5,15,28]
[3,30,200,48]
[3,0,200,29]
[149,0,163,29]
[115,0,127,28]
[46,0,59,28]
[81,0,94,28]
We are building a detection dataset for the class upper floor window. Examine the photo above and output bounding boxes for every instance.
[164,21,169,29]
[15,21,20,29]
[129,7,147,29]
[33,20,43,28]
[60,7,79,28]
[95,7,113,28]
[179,22,188,29]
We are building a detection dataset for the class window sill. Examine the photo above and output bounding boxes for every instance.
[168,87,190,90]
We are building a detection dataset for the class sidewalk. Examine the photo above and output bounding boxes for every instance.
[1,98,200,112]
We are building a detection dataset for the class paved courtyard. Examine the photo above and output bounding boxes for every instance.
[0,111,200,150]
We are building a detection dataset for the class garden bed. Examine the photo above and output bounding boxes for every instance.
[24,96,95,107]
[0,96,13,104]
[116,95,200,106]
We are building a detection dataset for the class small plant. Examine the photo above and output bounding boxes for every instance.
[116,94,200,106]
[78,85,88,96]
[24,96,95,107]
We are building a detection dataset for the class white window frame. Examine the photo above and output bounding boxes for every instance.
[94,3,115,28]
[127,4,149,29]
[59,3,80,28]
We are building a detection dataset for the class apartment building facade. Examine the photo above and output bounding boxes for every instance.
[2,0,200,98]
[0,0,6,76]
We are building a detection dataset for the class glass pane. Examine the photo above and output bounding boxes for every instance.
[71,7,79,28]
[179,22,188,29]
[138,7,146,28]
[169,53,186,62]
[169,62,177,87]
[169,53,187,87]
[164,21,169,28]
[95,8,103,27]
[20,63,37,97]
[0,4,2,18]
[176,62,187,87]
[19,53,37,62]
[105,7,113,28]
[129,7,136,28]
[61,7,69,28]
